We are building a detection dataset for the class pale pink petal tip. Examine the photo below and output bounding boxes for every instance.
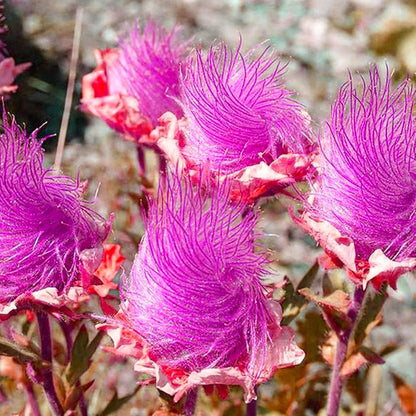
[294,211,416,289]
[98,300,304,404]
[0,287,90,319]
[0,58,30,97]
[0,244,123,319]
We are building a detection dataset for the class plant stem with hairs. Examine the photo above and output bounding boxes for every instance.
[184,388,198,416]
[36,312,64,416]
[246,398,257,416]
[326,286,366,416]
[25,383,41,416]
[137,146,146,178]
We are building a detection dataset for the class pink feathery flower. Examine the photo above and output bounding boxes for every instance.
[181,42,311,172]
[109,173,304,402]
[0,114,109,303]
[118,21,187,124]
[81,21,189,143]
[154,42,315,202]
[295,66,416,289]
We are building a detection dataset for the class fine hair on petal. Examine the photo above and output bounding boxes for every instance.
[310,66,416,261]
[180,40,311,173]
[118,20,189,124]
[0,112,108,301]
[123,171,273,380]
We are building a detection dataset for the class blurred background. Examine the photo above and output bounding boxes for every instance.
[1,0,416,415]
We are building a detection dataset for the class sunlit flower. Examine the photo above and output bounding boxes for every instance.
[0,114,109,303]
[295,67,416,288]
[155,42,314,202]
[118,20,187,124]
[181,42,311,172]
[81,21,189,143]
[106,173,304,402]
[86,243,125,298]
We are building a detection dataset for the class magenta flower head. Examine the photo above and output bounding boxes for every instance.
[180,42,311,172]
[154,41,315,202]
[81,21,189,143]
[115,173,304,402]
[118,20,188,124]
[297,66,416,288]
[0,113,108,303]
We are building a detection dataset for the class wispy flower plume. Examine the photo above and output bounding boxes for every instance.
[154,42,314,202]
[118,21,188,124]
[298,67,416,287]
[81,21,189,142]
[180,42,311,173]
[117,173,304,401]
[0,114,108,302]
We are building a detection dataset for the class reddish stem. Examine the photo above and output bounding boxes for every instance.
[246,398,257,416]
[25,383,41,416]
[184,388,198,416]
[58,319,72,365]
[36,312,64,416]
[137,146,146,178]
[159,153,167,175]
[79,391,88,416]
[326,285,366,416]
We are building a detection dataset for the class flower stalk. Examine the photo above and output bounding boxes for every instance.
[25,383,41,416]
[326,286,366,416]
[137,146,146,178]
[246,398,257,416]
[184,388,198,416]
[36,312,64,416]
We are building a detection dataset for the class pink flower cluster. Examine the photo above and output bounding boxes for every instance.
[82,21,310,402]
[295,68,416,289]
[0,13,29,97]
[82,22,315,203]
[80,19,416,406]
[4,10,416,414]
[0,112,122,317]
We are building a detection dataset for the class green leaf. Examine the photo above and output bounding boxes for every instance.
[65,325,88,385]
[353,284,387,347]
[297,261,320,291]
[86,331,104,358]
[66,326,104,386]
[64,379,94,411]
[298,288,350,318]
[98,386,141,416]
[358,346,385,365]
[0,336,41,364]
[298,287,352,332]
[281,262,319,325]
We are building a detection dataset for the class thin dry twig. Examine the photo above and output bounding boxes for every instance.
[54,7,83,171]
[365,365,382,416]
